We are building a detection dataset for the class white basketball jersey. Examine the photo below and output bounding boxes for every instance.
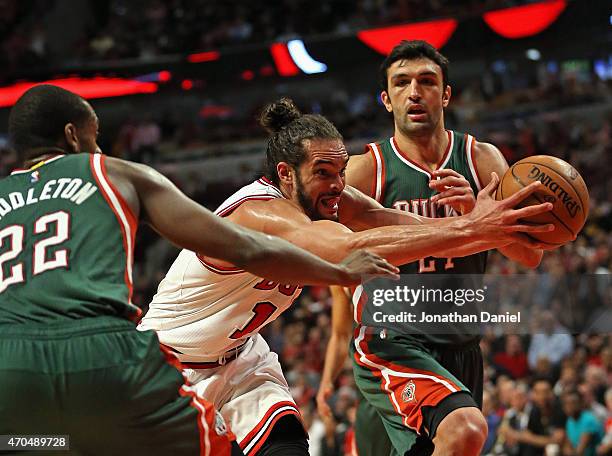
[138,178,303,362]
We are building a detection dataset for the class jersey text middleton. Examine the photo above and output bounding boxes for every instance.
[0,178,98,219]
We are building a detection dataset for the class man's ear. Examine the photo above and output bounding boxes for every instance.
[277,162,293,185]
[442,85,451,108]
[381,91,393,113]
[64,123,79,152]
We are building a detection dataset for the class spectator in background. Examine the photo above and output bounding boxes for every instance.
[596,388,612,455]
[497,382,532,455]
[555,363,581,398]
[579,383,608,424]
[494,335,530,380]
[584,335,606,367]
[482,388,503,455]
[600,347,612,386]
[532,356,556,384]
[498,376,517,412]
[289,372,316,409]
[584,365,609,405]
[528,311,574,371]
[504,378,566,456]
[562,389,604,456]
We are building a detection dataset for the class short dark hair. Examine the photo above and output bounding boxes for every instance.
[259,98,343,186]
[531,376,553,388]
[9,84,93,158]
[379,40,449,92]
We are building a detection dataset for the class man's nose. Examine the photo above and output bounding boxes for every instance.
[409,80,421,100]
[331,174,344,192]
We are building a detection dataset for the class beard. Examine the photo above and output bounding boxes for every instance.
[296,173,319,220]
[295,174,339,221]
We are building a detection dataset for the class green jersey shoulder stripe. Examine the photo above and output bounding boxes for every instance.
[90,153,137,304]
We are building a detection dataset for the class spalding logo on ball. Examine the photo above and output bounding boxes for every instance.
[496,155,589,246]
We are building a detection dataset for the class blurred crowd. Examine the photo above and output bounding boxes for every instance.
[0,0,534,71]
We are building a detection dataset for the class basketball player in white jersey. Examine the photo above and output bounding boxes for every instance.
[139,98,554,456]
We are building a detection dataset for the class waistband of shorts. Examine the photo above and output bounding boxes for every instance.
[425,336,482,351]
[174,338,251,368]
[0,316,135,339]
[359,326,481,351]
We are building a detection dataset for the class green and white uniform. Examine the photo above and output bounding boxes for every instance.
[0,153,233,455]
[352,131,486,455]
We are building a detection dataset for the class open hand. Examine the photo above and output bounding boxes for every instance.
[430,169,476,215]
[468,172,555,249]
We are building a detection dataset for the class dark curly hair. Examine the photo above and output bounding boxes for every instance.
[259,98,343,185]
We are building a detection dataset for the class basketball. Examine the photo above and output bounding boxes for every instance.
[496,155,589,246]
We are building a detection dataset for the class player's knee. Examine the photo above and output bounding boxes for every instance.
[257,416,309,456]
[434,408,487,456]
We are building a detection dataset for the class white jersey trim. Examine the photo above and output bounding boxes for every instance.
[203,178,284,275]
[353,325,458,431]
[369,143,384,203]
[465,134,483,191]
[242,404,300,455]
[91,153,134,289]
[389,131,454,178]
[10,154,65,175]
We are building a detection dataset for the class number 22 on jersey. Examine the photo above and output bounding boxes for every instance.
[0,210,70,293]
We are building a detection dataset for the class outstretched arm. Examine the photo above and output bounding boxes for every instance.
[338,181,548,259]
[104,156,398,286]
[339,185,513,257]
[229,174,553,266]
[342,150,545,266]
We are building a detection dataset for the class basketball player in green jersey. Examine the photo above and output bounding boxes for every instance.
[318,41,547,455]
[0,85,400,455]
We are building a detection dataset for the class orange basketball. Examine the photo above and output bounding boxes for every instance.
[495,155,589,247]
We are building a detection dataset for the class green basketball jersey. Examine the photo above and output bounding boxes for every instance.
[0,153,140,324]
[366,130,487,344]
[368,130,487,275]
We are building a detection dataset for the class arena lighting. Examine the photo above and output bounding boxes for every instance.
[0,77,158,108]
[357,19,457,55]
[158,70,171,82]
[483,0,567,39]
[526,49,542,61]
[241,70,255,81]
[187,51,220,63]
[286,39,327,74]
[270,42,300,76]
[134,70,172,83]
